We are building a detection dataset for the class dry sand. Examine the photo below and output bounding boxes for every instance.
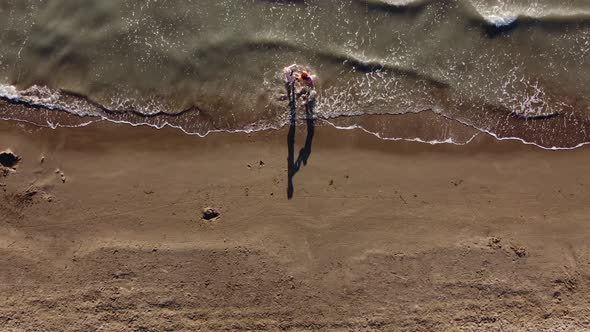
[1,120,590,331]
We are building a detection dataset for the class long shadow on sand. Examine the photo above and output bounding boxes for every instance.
[287,90,315,200]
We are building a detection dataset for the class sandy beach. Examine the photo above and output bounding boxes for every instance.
[1,120,590,331]
[2,0,590,330]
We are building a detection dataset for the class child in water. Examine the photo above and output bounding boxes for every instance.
[298,70,315,89]
[297,70,316,104]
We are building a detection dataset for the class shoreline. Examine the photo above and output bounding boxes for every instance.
[3,94,590,151]
[2,119,590,330]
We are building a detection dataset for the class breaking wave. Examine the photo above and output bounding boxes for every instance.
[362,0,590,27]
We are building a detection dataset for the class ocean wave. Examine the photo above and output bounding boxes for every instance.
[361,0,590,28]
[0,84,199,118]
[0,81,326,138]
[478,13,590,30]
[464,1,590,28]
[190,35,449,88]
[360,0,429,14]
[363,0,423,5]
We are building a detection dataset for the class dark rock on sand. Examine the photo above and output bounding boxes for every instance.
[0,150,20,168]
[202,207,220,221]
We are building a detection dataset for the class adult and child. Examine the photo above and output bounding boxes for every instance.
[283,64,316,107]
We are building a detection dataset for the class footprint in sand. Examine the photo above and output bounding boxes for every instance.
[54,168,67,183]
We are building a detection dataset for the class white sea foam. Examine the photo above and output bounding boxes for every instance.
[484,14,518,27]
[0,84,19,100]
[470,0,590,27]
[377,0,421,6]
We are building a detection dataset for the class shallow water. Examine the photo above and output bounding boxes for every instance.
[0,0,589,148]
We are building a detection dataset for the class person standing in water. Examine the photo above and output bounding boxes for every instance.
[283,64,299,105]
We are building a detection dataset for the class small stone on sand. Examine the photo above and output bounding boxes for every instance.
[1,167,11,177]
[488,237,502,249]
[510,244,527,257]
[41,193,54,202]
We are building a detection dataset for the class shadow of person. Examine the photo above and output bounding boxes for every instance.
[287,94,297,199]
[287,93,315,199]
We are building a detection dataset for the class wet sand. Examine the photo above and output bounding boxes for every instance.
[1,120,590,331]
